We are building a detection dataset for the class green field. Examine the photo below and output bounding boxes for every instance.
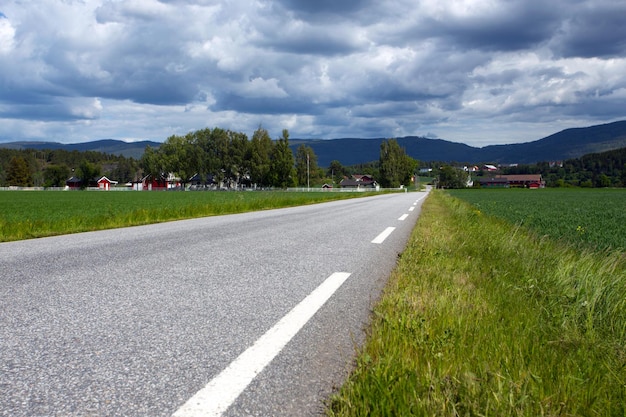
[0,190,379,242]
[447,188,626,251]
[329,190,626,416]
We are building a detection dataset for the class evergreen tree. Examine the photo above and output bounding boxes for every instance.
[6,156,32,187]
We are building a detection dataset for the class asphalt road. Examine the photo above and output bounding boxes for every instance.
[0,189,430,417]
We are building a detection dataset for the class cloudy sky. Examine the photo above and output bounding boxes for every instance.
[1,0,625,147]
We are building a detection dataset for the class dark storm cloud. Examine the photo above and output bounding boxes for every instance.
[551,3,626,58]
[404,1,562,52]
[276,0,373,17]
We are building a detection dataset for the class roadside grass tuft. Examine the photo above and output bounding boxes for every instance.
[328,190,626,416]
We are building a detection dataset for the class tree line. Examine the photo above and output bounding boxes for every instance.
[0,147,138,188]
[0,127,418,189]
[501,147,626,187]
[141,127,417,189]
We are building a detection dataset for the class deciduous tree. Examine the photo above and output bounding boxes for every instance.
[295,144,318,187]
[269,129,295,188]
[43,164,70,187]
[247,126,273,187]
[379,139,417,188]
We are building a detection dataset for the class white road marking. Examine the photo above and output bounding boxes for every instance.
[409,207,415,212]
[398,214,409,221]
[172,272,352,417]
[371,227,396,244]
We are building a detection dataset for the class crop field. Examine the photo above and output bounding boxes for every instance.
[447,188,626,251]
[0,190,378,242]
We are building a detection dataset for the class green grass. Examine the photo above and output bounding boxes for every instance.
[0,190,380,242]
[328,190,626,416]
[447,188,626,251]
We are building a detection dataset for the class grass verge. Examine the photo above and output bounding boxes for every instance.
[328,190,626,416]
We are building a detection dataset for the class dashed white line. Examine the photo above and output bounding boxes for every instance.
[409,207,415,212]
[371,227,396,244]
[398,214,409,221]
[172,272,352,417]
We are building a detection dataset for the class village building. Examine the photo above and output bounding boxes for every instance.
[478,174,545,188]
[97,176,118,190]
[339,174,379,190]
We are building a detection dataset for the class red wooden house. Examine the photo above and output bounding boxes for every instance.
[97,176,118,190]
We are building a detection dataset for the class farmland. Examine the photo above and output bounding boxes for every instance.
[0,190,379,242]
[447,188,626,251]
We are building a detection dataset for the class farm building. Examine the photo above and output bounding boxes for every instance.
[97,176,118,190]
[340,174,378,190]
[134,173,181,191]
[478,174,544,188]
[503,174,545,188]
[65,176,82,190]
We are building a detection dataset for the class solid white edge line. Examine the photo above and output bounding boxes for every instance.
[172,272,352,417]
[398,214,409,221]
[371,226,396,244]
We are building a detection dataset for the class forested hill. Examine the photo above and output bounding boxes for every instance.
[2,120,626,166]
[0,139,161,160]
[291,120,626,166]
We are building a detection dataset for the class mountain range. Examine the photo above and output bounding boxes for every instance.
[2,120,626,167]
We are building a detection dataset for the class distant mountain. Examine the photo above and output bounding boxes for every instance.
[292,120,626,166]
[289,137,481,166]
[0,139,161,159]
[2,120,626,166]
[477,120,626,164]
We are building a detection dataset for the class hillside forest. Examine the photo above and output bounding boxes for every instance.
[1,126,625,189]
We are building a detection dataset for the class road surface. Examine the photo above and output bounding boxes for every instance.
[0,189,429,416]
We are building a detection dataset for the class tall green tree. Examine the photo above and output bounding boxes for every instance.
[437,165,469,189]
[295,144,318,187]
[159,133,199,188]
[226,130,249,187]
[110,159,139,183]
[140,145,166,178]
[269,129,295,188]
[327,160,346,186]
[247,126,273,187]
[6,156,33,186]
[379,139,417,188]
[43,164,71,187]
[76,160,101,189]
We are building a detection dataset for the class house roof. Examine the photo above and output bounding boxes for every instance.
[340,178,361,187]
[478,177,509,183]
[500,174,542,182]
[97,176,118,184]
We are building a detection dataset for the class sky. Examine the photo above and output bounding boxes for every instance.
[1,0,625,147]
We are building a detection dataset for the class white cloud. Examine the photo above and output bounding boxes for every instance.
[0,14,15,53]
[0,0,625,147]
